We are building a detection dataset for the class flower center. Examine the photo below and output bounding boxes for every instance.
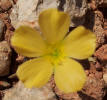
[51,49,60,58]
[47,44,65,65]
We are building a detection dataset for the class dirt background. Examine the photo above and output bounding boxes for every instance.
[0,0,107,100]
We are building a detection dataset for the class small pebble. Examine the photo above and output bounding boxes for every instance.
[0,81,11,90]
[103,73,107,84]
[3,81,57,100]
[0,0,12,11]
[0,41,11,76]
[95,44,107,61]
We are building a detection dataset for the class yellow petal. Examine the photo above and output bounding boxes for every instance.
[11,26,47,57]
[17,57,53,88]
[54,58,86,93]
[39,8,70,44]
[63,26,96,59]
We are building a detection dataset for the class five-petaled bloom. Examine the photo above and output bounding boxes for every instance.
[11,8,96,93]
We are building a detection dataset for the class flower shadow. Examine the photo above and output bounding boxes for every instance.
[78,91,97,100]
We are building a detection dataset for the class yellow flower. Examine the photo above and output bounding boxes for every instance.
[11,8,96,93]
